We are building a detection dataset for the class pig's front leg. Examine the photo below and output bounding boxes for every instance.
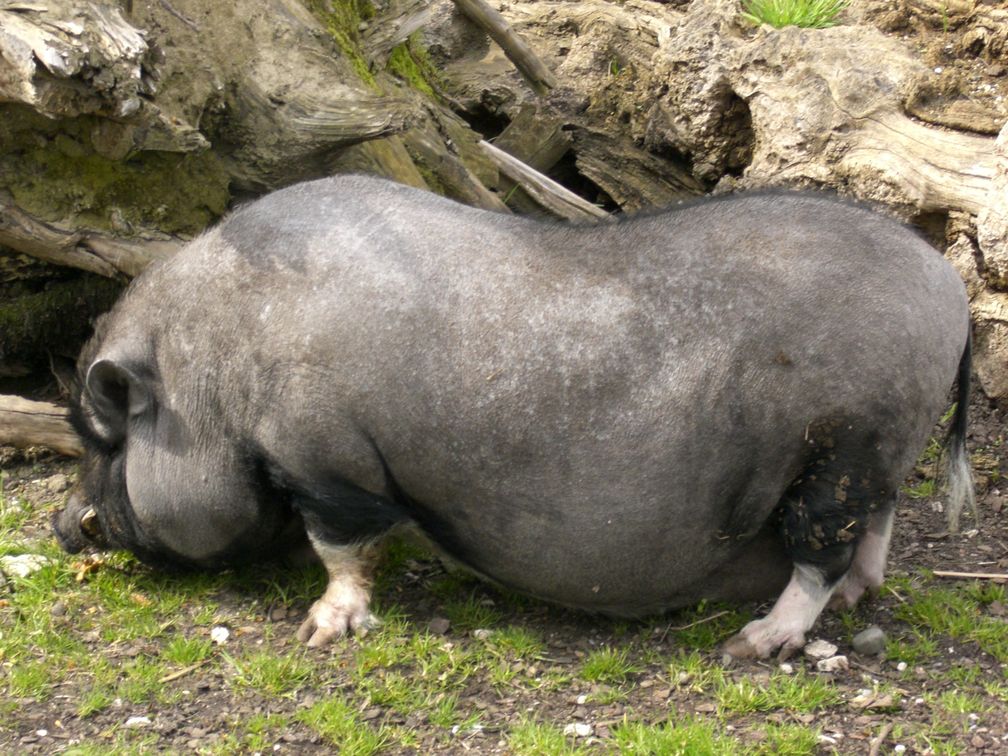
[297,539,380,647]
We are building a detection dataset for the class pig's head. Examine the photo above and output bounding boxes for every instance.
[54,312,301,569]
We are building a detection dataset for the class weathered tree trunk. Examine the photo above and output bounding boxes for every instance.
[3,0,1008,454]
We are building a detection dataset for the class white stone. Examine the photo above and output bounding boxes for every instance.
[210,626,230,645]
[778,663,794,674]
[576,694,588,705]
[896,661,908,672]
[803,640,838,660]
[563,723,593,738]
[125,716,152,728]
[0,554,51,578]
[816,655,849,673]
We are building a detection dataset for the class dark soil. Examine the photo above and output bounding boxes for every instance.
[1,392,1006,754]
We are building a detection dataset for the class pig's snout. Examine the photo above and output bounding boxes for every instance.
[52,491,102,553]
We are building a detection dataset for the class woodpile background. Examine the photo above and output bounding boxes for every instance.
[2,0,1007,454]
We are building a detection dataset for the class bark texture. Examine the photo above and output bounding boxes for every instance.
[3,0,1008,454]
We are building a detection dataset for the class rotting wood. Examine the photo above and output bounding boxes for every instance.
[571,129,704,213]
[490,103,572,216]
[837,111,997,216]
[0,395,82,457]
[492,104,572,174]
[0,0,149,119]
[478,140,611,222]
[450,0,557,96]
[363,0,434,65]
[0,193,181,279]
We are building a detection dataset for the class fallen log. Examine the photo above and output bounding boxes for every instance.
[0,395,81,457]
[0,193,182,279]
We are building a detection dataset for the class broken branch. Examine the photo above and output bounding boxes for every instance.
[932,570,1008,582]
[451,0,557,95]
[478,140,610,222]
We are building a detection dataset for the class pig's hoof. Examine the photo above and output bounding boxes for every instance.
[828,571,881,611]
[297,598,377,647]
[722,618,806,660]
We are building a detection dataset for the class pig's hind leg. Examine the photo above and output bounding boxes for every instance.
[724,456,889,660]
[829,504,894,608]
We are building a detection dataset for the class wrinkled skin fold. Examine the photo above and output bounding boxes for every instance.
[54,176,973,657]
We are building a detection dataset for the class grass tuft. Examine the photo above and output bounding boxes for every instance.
[610,716,739,754]
[579,646,640,685]
[741,0,847,29]
[507,718,586,755]
[715,670,840,713]
[298,697,393,755]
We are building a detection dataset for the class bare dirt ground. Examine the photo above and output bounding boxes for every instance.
[0,392,1006,754]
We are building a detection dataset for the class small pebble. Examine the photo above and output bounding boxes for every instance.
[894,745,907,754]
[896,661,908,672]
[852,625,886,656]
[50,601,68,617]
[804,639,838,660]
[779,662,794,674]
[816,655,849,673]
[47,474,70,493]
[576,694,588,705]
[125,716,152,728]
[563,723,593,738]
[210,626,230,645]
[428,617,451,635]
[472,628,492,640]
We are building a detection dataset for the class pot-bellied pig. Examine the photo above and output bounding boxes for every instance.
[53,175,973,658]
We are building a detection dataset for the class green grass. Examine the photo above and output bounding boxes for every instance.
[488,625,545,659]
[507,718,587,756]
[610,717,738,755]
[442,592,503,631]
[579,646,639,685]
[663,601,749,649]
[887,630,939,667]
[902,478,937,499]
[298,697,394,755]
[5,462,1008,754]
[715,671,840,713]
[757,722,821,755]
[741,0,847,28]
[227,649,317,697]
[668,650,728,694]
[893,580,1008,662]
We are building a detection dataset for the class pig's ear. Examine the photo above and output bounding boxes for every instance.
[84,358,151,442]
